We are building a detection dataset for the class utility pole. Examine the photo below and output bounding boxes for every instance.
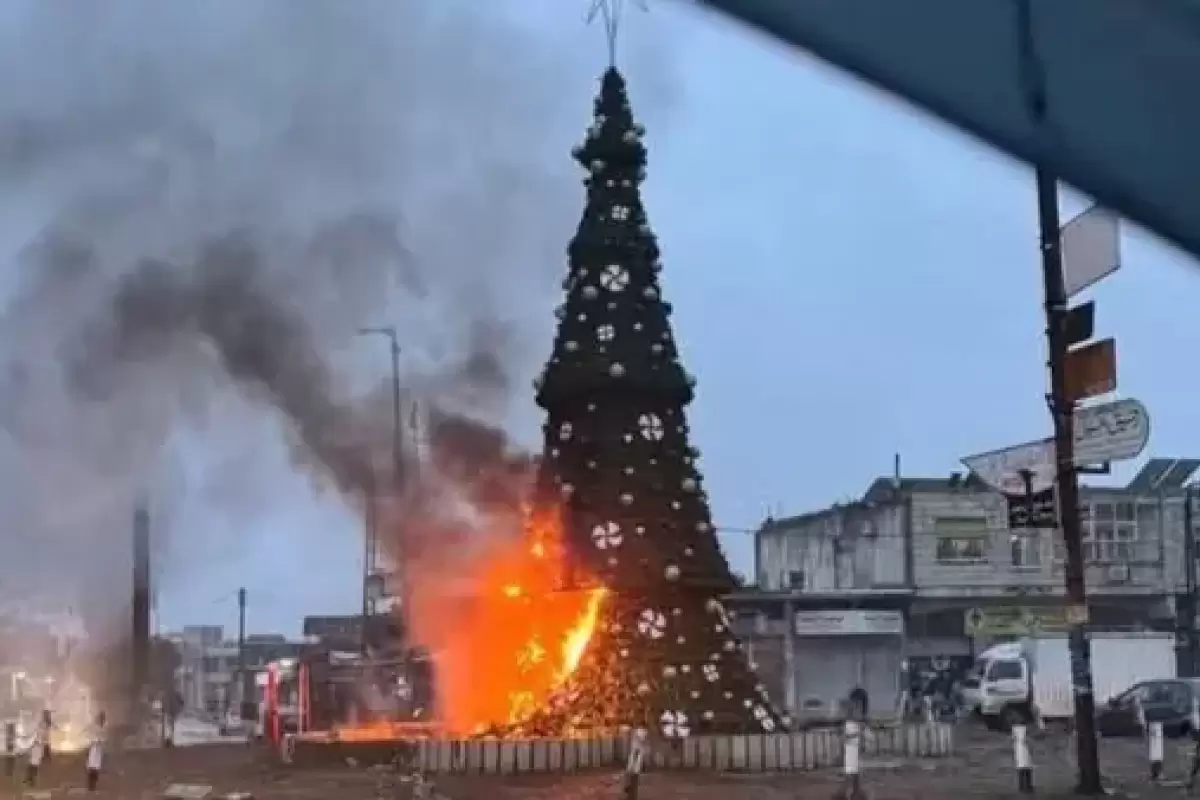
[132,503,151,727]
[1037,165,1103,795]
[358,325,407,633]
[1019,1,1102,792]
[236,587,246,717]
[1021,7,1101,797]
[361,474,376,656]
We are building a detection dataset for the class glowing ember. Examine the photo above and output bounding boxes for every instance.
[329,720,439,742]
[406,506,606,736]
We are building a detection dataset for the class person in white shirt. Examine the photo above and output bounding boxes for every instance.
[37,710,52,764]
[85,711,106,792]
[25,713,46,786]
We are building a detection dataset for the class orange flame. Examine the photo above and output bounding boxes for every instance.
[406,506,605,735]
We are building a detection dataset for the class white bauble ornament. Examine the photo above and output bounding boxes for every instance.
[565,340,579,352]
[664,565,681,581]
[642,286,658,300]
[662,665,677,678]
[582,285,599,300]
[619,493,633,505]
[609,362,626,378]
[637,682,651,696]
[682,478,697,492]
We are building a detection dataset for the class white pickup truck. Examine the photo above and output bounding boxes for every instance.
[960,632,1176,729]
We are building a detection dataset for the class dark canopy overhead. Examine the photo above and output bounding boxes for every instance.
[698,0,1200,258]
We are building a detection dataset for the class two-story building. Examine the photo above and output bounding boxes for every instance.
[733,457,1200,721]
[729,491,913,722]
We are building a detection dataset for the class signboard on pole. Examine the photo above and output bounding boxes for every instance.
[1064,338,1117,402]
[962,398,1150,493]
[1007,486,1057,528]
[963,606,1069,636]
[1062,205,1121,297]
[1073,397,1150,464]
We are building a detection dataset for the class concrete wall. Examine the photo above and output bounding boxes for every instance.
[757,503,907,592]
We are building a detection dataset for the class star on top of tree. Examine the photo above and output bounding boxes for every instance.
[586,0,649,65]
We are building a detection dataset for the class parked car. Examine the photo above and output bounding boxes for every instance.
[1096,678,1200,738]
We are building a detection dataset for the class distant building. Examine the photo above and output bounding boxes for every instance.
[731,457,1200,722]
[171,626,302,714]
[302,613,405,653]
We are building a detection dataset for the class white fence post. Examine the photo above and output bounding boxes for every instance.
[1148,721,1164,782]
[1012,724,1034,794]
[833,719,867,800]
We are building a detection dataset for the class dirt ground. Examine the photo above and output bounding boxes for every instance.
[2,725,1199,799]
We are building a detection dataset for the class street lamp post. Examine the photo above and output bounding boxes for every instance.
[357,326,405,642]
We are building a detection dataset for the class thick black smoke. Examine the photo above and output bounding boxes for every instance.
[0,0,676,638]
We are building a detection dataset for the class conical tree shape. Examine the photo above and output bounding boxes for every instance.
[527,67,785,738]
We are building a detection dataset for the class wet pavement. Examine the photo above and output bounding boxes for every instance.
[2,724,1200,798]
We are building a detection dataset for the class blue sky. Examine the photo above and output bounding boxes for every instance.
[3,1,1197,639]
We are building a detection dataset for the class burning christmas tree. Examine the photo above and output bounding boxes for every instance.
[524,67,785,738]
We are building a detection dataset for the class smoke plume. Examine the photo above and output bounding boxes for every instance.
[0,0,675,640]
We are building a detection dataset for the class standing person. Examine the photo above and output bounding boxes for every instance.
[25,715,45,787]
[848,685,869,721]
[85,711,106,792]
[38,709,53,764]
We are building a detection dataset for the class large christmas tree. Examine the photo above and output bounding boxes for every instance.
[526,67,785,738]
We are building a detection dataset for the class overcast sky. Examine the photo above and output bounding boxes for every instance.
[2,1,1197,639]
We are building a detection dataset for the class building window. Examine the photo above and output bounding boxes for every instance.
[934,517,990,563]
[1080,500,1142,562]
[1011,531,1042,568]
